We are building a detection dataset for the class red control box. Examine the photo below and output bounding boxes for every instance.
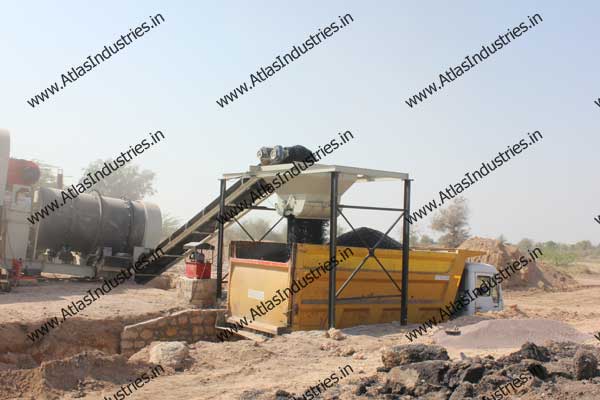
[185,261,211,279]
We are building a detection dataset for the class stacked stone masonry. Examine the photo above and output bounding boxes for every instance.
[176,277,217,307]
[121,308,225,356]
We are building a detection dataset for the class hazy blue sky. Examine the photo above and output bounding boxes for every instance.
[2,1,598,244]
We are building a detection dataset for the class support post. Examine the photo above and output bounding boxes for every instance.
[216,179,226,299]
[401,179,412,325]
[328,172,339,329]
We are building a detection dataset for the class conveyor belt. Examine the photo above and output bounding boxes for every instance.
[134,176,268,284]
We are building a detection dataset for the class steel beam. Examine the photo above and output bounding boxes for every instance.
[328,172,339,329]
[216,179,226,299]
[401,179,412,325]
[338,204,405,212]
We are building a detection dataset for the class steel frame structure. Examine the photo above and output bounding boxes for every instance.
[214,164,412,326]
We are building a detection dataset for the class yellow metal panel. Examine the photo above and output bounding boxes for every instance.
[227,243,484,334]
[227,258,290,332]
[290,244,482,330]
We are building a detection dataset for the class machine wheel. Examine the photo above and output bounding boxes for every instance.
[0,268,11,292]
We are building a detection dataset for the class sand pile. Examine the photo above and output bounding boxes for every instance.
[432,319,592,350]
[459,237,575,289]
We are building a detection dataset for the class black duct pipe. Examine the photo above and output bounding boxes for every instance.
[286,216,326,245]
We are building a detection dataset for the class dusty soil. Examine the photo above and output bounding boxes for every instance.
[0,269,599,399]
[0,279,186,323]
[502,276,600,336]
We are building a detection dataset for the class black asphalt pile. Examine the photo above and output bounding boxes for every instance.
[275,342,600,400]
[335,227,402,250]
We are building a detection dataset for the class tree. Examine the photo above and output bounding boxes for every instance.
[540,247,576,266]
[419,235,435,246]
[162,212,182,238]
[430,197,470,248]
[541,241,559,250]
[79,159,156,200]
[496,234,507,244]
[409,226,420,244]
[395,224,419,244]
[226,217,286,242]
[573,240,593,252]
[337,225,349,236]
[517,238,535,253]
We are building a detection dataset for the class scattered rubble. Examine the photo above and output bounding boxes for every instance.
[326,328,346,341]
[275,342,600,399]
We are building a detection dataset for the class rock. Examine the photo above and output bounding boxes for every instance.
[386,360,449,395]
[386,366,420,393]
[406,360,449,386]
[238,389,265,399]
[544,360,573,380]
[478,372,511,394]
[353,376,377,396]
[502,359,548,382]
[273,389,293,399]
[335,347,356,357]
[449,382,475,400]
[461,363,485,383]
[320,342,339,351]
[0,362,14,371]
[326,328,346,340]
[421,390,452,400]
[544,341,583,359]
[445,363,468,388]
[524,361,548,380]
[573,349,598,380]
[148,341,189,370]
[500,342,551,364]
[128,345,151,363]
[353,383,368,396]
[0,352,37,369]
[364,384,385,397]
[381,344,449,368]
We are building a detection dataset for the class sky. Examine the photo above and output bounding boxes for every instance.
[1,1,598,245]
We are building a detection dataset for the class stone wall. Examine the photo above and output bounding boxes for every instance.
[120,308,225,356]
[176,277,217,307]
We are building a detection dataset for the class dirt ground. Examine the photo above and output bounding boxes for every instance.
[1,269,599,399]
[0,279,186,323]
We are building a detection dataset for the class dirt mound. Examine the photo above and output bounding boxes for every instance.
[0,350,161,400]
[459,237,575,289]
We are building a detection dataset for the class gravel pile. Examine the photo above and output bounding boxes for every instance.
[433,319,592,349]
